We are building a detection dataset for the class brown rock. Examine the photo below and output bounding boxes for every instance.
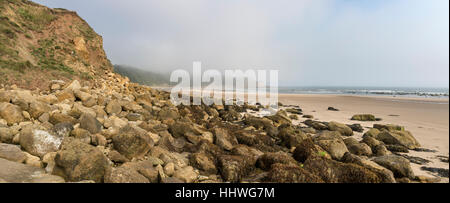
[112,125,154,159]
[0,143,27,163]
[28,101,51,119]
[79,113,102,134]
[0,102,24,125]
[53,138,110,183]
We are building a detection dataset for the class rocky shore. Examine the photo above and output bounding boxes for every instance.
[0,77,445,183]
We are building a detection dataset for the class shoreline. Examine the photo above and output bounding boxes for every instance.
[151,85,449,181]
[277,94,449,182]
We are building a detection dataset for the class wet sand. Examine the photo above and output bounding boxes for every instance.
[279,94,449,182]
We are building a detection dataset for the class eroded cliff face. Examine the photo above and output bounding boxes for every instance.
[0,0,123,90]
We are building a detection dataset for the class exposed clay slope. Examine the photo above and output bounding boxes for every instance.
[0,0,122,90]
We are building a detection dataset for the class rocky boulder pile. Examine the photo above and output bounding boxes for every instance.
[0,80,436,183]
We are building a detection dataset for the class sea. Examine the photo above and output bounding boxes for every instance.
[155,86,449,99]
[277,86,449,98]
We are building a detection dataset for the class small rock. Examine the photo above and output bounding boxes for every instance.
[173,166,198,183]
[164,162,175,176]
[106,100,122,115]
[351,114,376,121]
[327,107,339,111]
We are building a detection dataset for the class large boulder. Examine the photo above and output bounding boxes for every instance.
[53,138,110,183]
[373,130,420,150]
[341,153,396,183]
[372,155,415,179]
[112,125,154,159]
[328,121,353,136]
[79,113,102,134]
[315,139,348,161]
[0,143,27,163]
[0,158,64,183]
[0,102,24,125]
[19,125,63,158]
[304,156,382,183]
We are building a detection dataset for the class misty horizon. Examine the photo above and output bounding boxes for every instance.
[33,0,449,88]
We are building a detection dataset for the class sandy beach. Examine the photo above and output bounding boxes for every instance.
[278,94,449,181]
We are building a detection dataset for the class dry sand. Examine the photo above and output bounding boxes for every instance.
[279,94,449,182]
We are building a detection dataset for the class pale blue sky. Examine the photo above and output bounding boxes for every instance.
[33,0,449,87]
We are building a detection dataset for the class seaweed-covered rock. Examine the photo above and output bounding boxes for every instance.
[214,128,238,151]
[293,138,331,163]
[373,124,404,132]
[347,124,364,133]
[256,152,298,170]
[277,125,308,148]
[372,155,415,179]
[363,128,381,138]
[189,152,217,174]
[341,153,395,183]
[344,138,372,156]
[373,130,420,150]
[266,163,324,183]
[351,114,376,121]
[328,121,353,136]
[218,155,254,183]
[304,156,382,183]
